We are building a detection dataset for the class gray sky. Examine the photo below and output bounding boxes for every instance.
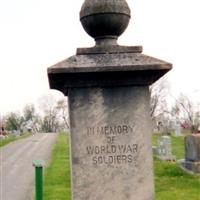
[0,0,200,114]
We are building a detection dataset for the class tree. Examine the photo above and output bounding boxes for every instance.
[22,104,40,132]
[5,112,24,131]
[40,113,59,133]
[150,79,171,120]
[56,98,69,130]
[38,93,60,132]
[150,79,172,133]
[0,115,6,135]
[0,115,5,128]
[173,93,197,133]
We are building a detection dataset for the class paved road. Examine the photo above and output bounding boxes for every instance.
[0,133,58,200]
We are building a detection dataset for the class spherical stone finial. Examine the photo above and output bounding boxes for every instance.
[80,0,131,46]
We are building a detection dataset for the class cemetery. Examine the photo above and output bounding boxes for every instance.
[178,134,200,174]
[43,133,200,200]
[47,0,171,199]
[1,1,200,200]
[46,0,200,200]
[0,120,33,147]
[0,130,31,148]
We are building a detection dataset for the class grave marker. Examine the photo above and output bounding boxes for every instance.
[157,136,176,161]
[178,134,200,174]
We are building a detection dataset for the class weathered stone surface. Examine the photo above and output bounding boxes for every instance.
[68,86,154,200]
[177,159,200,174]
[48,51,172,95]
[47,1,173,199]
[48,52,171,71]
[185,134,200,162]
[184,160,200,173]
[80,0,131,18]
[177,134,200,174]
[76,45,143,55]
[80,0,130,41]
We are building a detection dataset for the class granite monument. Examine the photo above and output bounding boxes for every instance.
[48,0,172,199]
[178,134,200,174]
[157,136,176,161]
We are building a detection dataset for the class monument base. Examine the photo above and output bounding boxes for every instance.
[177,159,200,174]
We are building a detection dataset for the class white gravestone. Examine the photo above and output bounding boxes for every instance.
[157,136,176,161]
[175,123,182,136]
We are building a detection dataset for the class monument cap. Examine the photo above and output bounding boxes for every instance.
[48,0,172,96]
[80,0,131,46]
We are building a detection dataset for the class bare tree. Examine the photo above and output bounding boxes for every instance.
[150,79,171,119]
[38,94,59,132]
[23,104,40,132]
[149,79,173,134]
[173,93,197,133]
[4,112,24,131]
[56,98,69,130]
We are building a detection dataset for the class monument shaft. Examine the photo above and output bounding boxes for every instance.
[69,87,154,200]
[47,0,172,199]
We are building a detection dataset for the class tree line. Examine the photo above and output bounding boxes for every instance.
[1,80,200,134]
[150,78,200,133]
[0,94,69,134]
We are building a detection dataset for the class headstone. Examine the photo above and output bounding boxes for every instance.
[178,134,200,173]
[47,0,172,199]
[174,122,182,136]
[157,136,176,161]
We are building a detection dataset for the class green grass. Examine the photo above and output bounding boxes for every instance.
[171,135,185,159]
[154,157,200,200]
[152,134,185,159]
[153,134,200,200]
[0,132,31,148]
[44,133,200,200]
[44,133,71,200]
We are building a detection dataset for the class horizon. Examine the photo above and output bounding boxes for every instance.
[0,0,200,115]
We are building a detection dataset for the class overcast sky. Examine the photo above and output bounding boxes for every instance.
[0,0,200,115]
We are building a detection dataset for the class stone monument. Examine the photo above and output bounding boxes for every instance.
[157,136,176,161]
[47,0,172,199]
[178,134,200,173]
[175,124,182,136]
[174,120,182,136]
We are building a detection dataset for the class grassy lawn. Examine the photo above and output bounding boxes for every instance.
[152,134,185,159]
[43,133,71,200]
[171,135,185,159]
[44,133,200,200]
[153,134,200,200]
[155,157,200,200]
[0,132,31,148]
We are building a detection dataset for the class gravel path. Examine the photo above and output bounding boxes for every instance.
[0,133,58,200]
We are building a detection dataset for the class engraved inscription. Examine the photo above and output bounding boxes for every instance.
[87,125,135,136]
[86,144,138,155]
[87,144,138,165]
[85,124,138,166]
